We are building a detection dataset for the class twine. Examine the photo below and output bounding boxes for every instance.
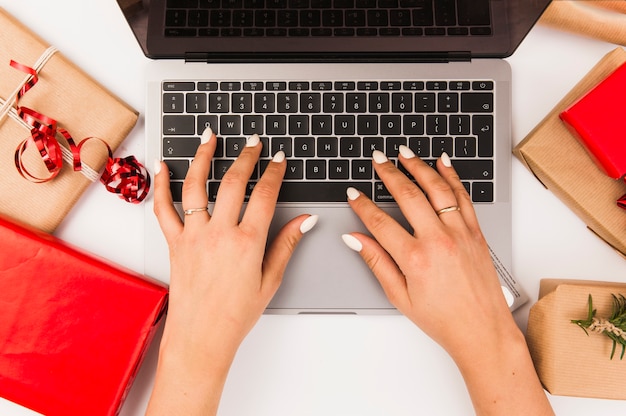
[588,318,626,341]
[0,46,99,182]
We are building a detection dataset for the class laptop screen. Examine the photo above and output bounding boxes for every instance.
[118,0,551,62]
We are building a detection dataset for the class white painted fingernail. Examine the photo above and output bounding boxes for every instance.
[272,150,285,163]
[201,127,213,144]
[246,134,260,147]
[153,160,162,175]
[372,150,388,164]
[299,215,319,234]
[346,187,360,201]
[342,234,363,252]
[441,152,452,168]
[399,145,416,159]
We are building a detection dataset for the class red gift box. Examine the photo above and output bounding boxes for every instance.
[560,62,626,180]
[0,215,168,416]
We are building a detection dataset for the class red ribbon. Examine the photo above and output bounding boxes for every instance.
[8,59,150,203]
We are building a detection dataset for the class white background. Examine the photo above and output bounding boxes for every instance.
[1,1,625,414]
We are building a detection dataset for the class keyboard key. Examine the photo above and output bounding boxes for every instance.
[163,115,195,135]
[289,115,309,135]
[163,82,195,91]
[285,160,304,179]
[409,136,430,157]
[329,160,350,179]
[323,93,344,112]
[461,92,493,112]
[209,93,229,112]
[363,137,384,156]
[380,115,402,135]
[186,93,207,113]
[369,93,390,113]
[473,114,493,157]
[317,137,338,157]
[403,115,424,135]
[198,115,219,135]
[243,115,264,135]
[266,115,287,135]
[451,159,493,180]
[306,160,326,179]
[220,115,241,135]
[357,115,378,135]
[455,137,477,157]
[392,93,413,112]
[163,137,200,157]
[472,182,494,202]
[386,137,407,157]
[374,181,395,202]
[432,137,453,157]
[340,137,361,157]
[163,93,185,113]
[272,137,293,156]
[277,181,372,202]
[312,115,332,135]
[225,137,246,157]
[165,160,190,180]
[335,115,356,135]
[352,160,372,179]
[294,137,315,157]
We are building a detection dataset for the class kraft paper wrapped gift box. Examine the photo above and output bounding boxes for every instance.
[0,214,169,416]
[513,47,626,256]
[0,7,139,233]
[527,279,626,400]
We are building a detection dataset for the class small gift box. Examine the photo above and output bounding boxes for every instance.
[0,214,168,416]
[527,279,626,400]
[560,61,626,207]
[514,47,626,257]
[0,7,141,233]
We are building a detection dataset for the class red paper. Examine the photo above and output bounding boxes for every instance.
[560,62,626,180]
[0,215,168,416]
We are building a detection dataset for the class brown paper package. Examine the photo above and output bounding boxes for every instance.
[0,7,139,233]
[527,279,626,400]
[513,47,626,257]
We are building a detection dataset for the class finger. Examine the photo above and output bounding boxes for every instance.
[240,150,286,236]
[260,214,319,299]
[153,160,184,246]
[371,150,441,234]
[435,153,482,232]
[398,148,464,227]
[346,186,415,259]
[341,232,411,312]
[181,127,216,222]
[211,134,262,224]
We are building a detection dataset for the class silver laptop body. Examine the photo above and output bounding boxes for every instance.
[118,0,551,313]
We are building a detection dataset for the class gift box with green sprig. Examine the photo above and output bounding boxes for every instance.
[527,279,626,400]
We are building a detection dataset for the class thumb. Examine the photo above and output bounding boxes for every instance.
[341,233,411,311]
[261,214,319,298]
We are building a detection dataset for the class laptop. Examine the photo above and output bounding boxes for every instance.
[117,0,551,313]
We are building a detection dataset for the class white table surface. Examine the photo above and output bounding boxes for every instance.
[1,1,625,414]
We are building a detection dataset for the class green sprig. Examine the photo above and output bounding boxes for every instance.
[571,294,626,360]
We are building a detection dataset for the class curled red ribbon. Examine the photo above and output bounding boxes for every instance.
[8,59,150,203]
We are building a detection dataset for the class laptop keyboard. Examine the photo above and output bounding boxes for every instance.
[164,0,492,37]
[162,79,495,204]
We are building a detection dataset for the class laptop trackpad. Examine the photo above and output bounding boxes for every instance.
[267,205,404,313]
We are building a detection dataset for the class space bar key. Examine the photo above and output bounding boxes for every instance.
[277,182,373,202]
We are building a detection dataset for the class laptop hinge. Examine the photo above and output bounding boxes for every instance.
[447,51,472,62]
[185,52,211,63]
[183,51,472,64]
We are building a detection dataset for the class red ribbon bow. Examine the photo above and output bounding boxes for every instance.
[9,59,150,203]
